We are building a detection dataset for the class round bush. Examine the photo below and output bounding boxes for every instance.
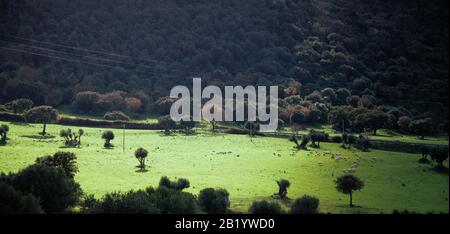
[248,200,283,214]
[290,195,319,214]
[198,188,230,214]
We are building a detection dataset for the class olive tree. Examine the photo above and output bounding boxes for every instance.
[274,179,290,198]
[135,147,148,169]
[101,130,115,148]
[430,147,449,169]
[0,124,9,144]
[24,106,59,135]
[335,174,364,207]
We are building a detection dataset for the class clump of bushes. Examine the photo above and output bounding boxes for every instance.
[104,111,130,121]
[309,130,329,148]
[290,195,319,214]
[59,128,84,147]
[159,176,190,190]
[289,135,309,149]
[1,163,82,213]
[249,200,283,214]
[0,182,43,214]
[197,188,230,214]
[81,176,198,214]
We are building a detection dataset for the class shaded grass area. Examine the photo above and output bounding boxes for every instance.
[0,121,448,213]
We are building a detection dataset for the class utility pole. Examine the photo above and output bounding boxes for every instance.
[123,124,125,153]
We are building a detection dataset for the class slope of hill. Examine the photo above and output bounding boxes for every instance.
[0,0,448,122]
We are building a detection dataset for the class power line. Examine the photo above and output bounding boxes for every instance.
[0,36,205,77]
[0,46,181,78]
[0,39,159,72]
[2,34,158,64]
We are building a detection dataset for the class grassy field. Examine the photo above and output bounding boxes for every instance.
[0,120,448,214]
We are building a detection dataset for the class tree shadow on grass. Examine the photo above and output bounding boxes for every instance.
[135,166,148,173]
[418,158,431,164]
[20,135,55,139]
[9,122,31,126]
[59,145,81,149]
[432,166,449,175]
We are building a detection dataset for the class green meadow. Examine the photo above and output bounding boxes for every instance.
[0,121,448,213]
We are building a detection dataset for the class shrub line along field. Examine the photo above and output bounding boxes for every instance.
[0,120,448,213]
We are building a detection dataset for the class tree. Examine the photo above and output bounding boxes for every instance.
[356,134,371,152]
[179,119,197,134]
[419,146,430,163]
[11,164,82,213]
[104,111,130,121]
[353,110,390,135]
[0,182,43,214]
[244,121,259,137]
[153,96,177,115]
[78,129,84,145]
[335,174,364,207]
[73,91,100,113]
[274,179,290,198]
[342,133,357,149]
[397,116,412,132]
[4,98,33,113]
[309,130,329,148]
[158,115,176,134]
[134,147,148,169]
[24,106,59,135]
[125,97,143,112]
[0,124,9,144]
[290,108,308,126]
[409,118,434,139]
[102,130,115,148]
[249,200,283,214]
[430,147,449,169]
[329,106,353,130]
[198,188,230,214]
[290,195,320,214]
[346,95,360,108]
[35,151,78,178]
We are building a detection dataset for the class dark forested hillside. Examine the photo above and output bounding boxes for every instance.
[0,0,448,125]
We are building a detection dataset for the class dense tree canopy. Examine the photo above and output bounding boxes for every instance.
[0,0,448,135]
